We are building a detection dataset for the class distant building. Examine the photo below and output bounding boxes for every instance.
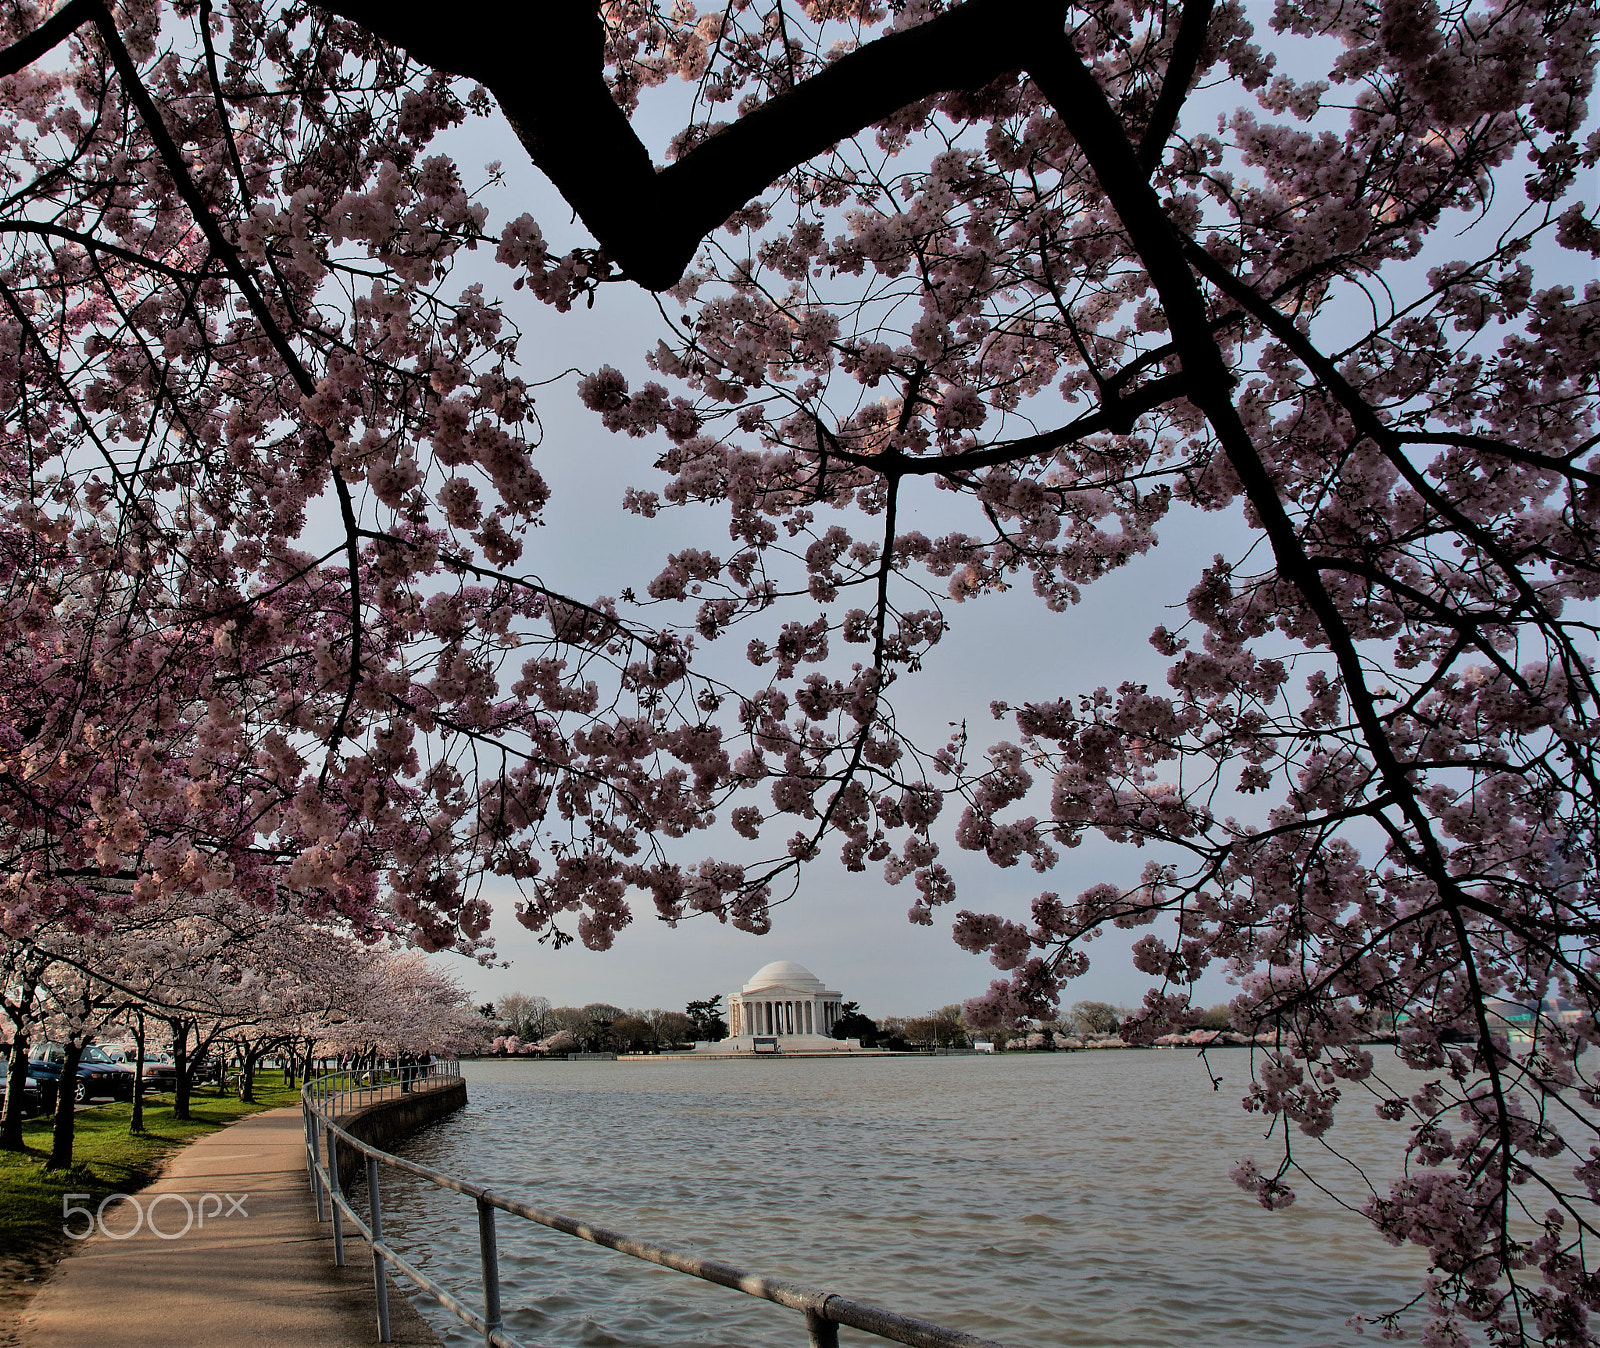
[1485,996,1586,1045]
[712,960,860,1052]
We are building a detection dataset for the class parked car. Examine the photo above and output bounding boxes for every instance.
[97,1045,178,1092]
[29,1043,136,1104]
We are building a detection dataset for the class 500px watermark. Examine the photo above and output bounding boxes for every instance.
[62,1192,249,1240]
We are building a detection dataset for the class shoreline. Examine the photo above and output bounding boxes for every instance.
[465,1035,1404,1064]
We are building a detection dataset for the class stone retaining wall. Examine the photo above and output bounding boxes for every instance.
[332,1078,466,1183]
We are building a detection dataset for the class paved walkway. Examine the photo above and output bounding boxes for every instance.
[15,1106,439,1347]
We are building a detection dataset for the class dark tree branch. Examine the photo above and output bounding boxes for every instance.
[1137,0,1215,172]
[313,0,1039,288]
[821,371,1191,476]
[0,220,202,279]
[1392,430,1600,489]
[1016,36,1554,1199]
[93,5,368,768]
[93,7,303,392]
[198,0,255,213]
[0,0,97,80]
[1181,237,1600,730]
[1019,25,1480,935]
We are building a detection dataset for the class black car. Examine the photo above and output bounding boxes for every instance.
[29,1043,136,1104]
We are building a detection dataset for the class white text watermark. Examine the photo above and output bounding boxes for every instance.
[63,1192,250,1240]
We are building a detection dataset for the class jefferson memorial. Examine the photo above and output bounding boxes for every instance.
[712,960,861,1051]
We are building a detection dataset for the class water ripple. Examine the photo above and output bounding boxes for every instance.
[374,1052,1430,1348]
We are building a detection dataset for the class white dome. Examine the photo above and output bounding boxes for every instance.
[744,960,825,992]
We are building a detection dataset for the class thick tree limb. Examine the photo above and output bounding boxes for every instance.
[314,0,1037,288]
[1137,0,1215,172]
[1019,35,1541,1208]
[0,0,96,81]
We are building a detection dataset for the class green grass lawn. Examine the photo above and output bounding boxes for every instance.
[0,1072,302,1262]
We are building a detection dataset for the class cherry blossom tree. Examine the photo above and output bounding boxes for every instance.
[1,0,1598,1340]
[218,940,479,1097]
[33,944,129,1166]
[308,942,484,1060]
[0,0,748,960]
[5,890,477,1150]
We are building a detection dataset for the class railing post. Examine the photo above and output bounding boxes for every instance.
[477,1196,502,1348]
[326,1124,346,1267]
[307,1107,326,1219]
[312,1116,328,1222]
[367,1155,392,1343]
[805,1308,840,1348]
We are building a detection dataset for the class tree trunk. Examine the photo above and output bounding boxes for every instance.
[45,1040,82,1170]
[169,1021,191,1121]
[129,1014,146,1135]
[238,1046,256,1103]
[0,962,42,1151]
[0,1032,30,1150]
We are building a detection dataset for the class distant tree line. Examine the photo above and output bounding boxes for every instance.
[829,1000,1148,1051]
[487,994,719,1054]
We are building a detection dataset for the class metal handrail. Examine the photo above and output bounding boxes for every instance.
[302,1064,1007,1348]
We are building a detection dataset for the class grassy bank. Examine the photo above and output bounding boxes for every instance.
[0,1072,301,1264]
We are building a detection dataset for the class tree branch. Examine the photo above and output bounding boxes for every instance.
[1137,0,1215,172]
[93,4,369,770]
[0,0,96,81]
[1019,23,1486,962]
[313,0,1041,288]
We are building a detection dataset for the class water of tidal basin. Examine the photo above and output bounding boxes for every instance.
[377,1052,1429,1348]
